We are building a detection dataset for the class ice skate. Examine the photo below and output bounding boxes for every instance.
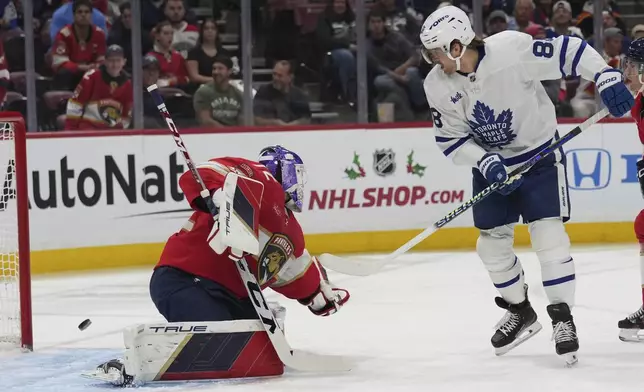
[547,303,579,366]
[491,287,542,356]
[81,359,133,386]
[618,306,644,343]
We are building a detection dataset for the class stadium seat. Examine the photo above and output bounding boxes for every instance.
[43,90,74,131]
[9,71,26,94]
[4,91,23,105]
[158,88,195,123]
[4,33,26,72]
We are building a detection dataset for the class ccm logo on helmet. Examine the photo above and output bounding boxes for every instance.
[597,76,618,89]
[429,15,454,30]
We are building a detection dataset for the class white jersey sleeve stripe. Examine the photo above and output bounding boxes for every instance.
[558,35,570,78]
[570,40,587,77]
[439,136,472,156]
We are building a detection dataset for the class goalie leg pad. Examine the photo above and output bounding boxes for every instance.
[122,320,286,384]
[477,224,526,304]
[529,218,575,306]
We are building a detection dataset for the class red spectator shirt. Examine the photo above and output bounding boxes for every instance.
[172,21,199,56]
[52,24,107,73]
[65,66,133,130]
[155,157,320,301]
[147,45,189,87]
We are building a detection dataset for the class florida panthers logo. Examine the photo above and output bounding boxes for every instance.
[468,101,516,149]
[257,233,294,284]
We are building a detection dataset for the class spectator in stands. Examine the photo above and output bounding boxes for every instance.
[107,2,153,73]
[371,0,422,44]
[486,10,509,36]
[367,10,423,122]
[604,27,625,62]
[52,0,106,90]
[316,0,357,103]
[576,1,626,39]
[141,54,165,128]
[0,40,9,107]
[65,44,132,130]
[50,0,107,44]
[545,1,583,38]
[1,0,19,31]
[633,25,644,40]
[508,0,538,33]
[147,20,189,88]
[140,0,197,33]
[193,56,243,127]
[164,0,198,57]
[254,60,311,126]
[571,27,624,117]
[186,18,231,85]
[533,0,552,26]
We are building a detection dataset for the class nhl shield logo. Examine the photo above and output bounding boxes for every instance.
[373,149,396,176]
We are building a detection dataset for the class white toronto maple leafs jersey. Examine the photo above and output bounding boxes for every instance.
[424,30,610,169]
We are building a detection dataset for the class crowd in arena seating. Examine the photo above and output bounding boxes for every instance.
[0,0,641,130]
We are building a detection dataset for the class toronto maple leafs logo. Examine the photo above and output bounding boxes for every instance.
[468,101,516,149]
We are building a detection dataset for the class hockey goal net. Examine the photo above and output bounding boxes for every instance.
[0,113,32,351]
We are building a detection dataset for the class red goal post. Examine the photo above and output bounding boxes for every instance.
[0,112,32,351]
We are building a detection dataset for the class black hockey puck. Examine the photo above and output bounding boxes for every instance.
[78,319,92,331]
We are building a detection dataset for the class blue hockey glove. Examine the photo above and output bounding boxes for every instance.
[477,153,523,196]
[596,69,634,117]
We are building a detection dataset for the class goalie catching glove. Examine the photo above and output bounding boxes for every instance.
[298,258,350,316]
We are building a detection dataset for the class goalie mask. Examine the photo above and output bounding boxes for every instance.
[419,5,474,71]
[258,145,307,213]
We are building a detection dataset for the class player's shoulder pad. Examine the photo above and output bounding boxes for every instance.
[424,67,455,109]
[484,30,533,51]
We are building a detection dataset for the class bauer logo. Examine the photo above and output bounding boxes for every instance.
[565,148,611,190]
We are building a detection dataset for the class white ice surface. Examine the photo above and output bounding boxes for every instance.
[1,244,643,391]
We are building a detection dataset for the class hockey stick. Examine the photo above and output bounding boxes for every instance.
[147,84,351,372]
[318,107,610,276]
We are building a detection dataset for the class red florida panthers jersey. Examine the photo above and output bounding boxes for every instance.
[156,157,320,300]
[52,24,106,72]
[65,66,133,130]
[632,91,644,145]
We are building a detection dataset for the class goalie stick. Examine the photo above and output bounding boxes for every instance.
[147,84,351,373]
[318,107,610,276]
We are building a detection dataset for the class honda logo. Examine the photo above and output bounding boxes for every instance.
[566,149,611,190]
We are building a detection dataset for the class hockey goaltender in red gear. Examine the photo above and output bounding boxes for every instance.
[83,146,350,386]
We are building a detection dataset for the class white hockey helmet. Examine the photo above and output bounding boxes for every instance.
[420,5,475,69]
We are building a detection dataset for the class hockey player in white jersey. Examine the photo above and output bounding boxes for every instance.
[421,6,634,365]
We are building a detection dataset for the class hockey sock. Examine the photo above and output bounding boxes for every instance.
[541,258,576,306]
[488,256,526,304]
